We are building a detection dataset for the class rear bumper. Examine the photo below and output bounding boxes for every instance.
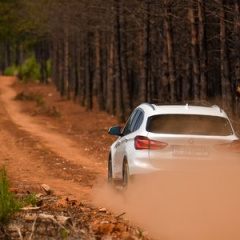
[129,153,240,175]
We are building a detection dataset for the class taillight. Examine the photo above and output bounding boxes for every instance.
[135,136,149,149]
[134,136,168,150]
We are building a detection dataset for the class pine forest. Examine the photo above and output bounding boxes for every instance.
[1,0,240,122]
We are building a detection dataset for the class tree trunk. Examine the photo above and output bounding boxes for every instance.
[95,28,104,110]
[58,40,64,97]
[36,40,49,84]
[69,38,77,101]
[234,0,240,116]
[15,41,21,66]
[164,3,176,103]
[63,14,70,99]
[106,32,115,115]
[182,48,191,101]
[51,41,58,88]
[114,0,124,122]
[140,0,150,103]
[73,34,80,101]
[5,41,11,69]
[86,33,93,111]
[189,0,199,102]
[219,0,232,112]
[79,36,86,107]
[159,20,170,103]
[198,0,207,101]
[120,6,131,116]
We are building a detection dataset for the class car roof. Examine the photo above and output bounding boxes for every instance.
[138,103,229,118]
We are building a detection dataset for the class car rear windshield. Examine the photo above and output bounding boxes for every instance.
[147,114,233,136]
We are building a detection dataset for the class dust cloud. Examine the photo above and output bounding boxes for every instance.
[92,155,240,240]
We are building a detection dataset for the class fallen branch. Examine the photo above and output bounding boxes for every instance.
[23,213,71,228]
[39,213,71,228]
[15,226,23,240]
[29,217,38,240]
[116,212,126,219]
[21,207,40,211]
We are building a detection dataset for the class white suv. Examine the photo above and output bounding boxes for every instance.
[108,103,239,186]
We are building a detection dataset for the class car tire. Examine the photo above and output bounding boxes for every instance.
[122,160,129,187]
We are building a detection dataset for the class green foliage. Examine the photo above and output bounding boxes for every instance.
[18,55,40,83]
[0,1,20,41]
[137,229,143,237]
[0,166,39,225]
[61,229,68,240]
[47,59,52,78]
[0,166,21,225]
[24,193,37,207]
[3,65,19,76]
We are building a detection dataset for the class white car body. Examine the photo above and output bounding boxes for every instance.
[108,103,239,184]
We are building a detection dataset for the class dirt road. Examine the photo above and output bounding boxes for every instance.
[2,76,240,240]
[0,76,110,200]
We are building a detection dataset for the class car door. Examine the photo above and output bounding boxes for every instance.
[113,109,141,177]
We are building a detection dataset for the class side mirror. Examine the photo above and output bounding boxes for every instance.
[108,126,122,136]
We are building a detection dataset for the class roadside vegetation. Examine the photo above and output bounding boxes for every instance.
[0,166,21,225]
[0,166,37,225]
[14,91,44,105]
[14,91,61,118]
[4,55,47,83]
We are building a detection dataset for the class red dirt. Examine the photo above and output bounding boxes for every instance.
[0,76,117,200]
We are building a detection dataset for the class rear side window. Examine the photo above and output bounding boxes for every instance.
[122,110,138,136]
[133,111,144,131]
[147,114,233,136]
[129,110,141,132]
[122,109,144,136]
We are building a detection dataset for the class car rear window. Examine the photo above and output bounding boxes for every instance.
[147,114,233,136]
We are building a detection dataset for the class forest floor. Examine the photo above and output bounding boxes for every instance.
[0,76,150,239]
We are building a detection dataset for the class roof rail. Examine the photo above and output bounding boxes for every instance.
[211,105,222,112]
[142,102,155,110]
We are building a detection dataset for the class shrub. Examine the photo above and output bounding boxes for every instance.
[0,166,21,224]
[14,91,44,106]
[18,55,40,82]
[3,65,19,76]
[0,166,38,225]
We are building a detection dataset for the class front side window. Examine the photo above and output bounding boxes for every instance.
[122,109,144,136]
[147,114,233,136]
